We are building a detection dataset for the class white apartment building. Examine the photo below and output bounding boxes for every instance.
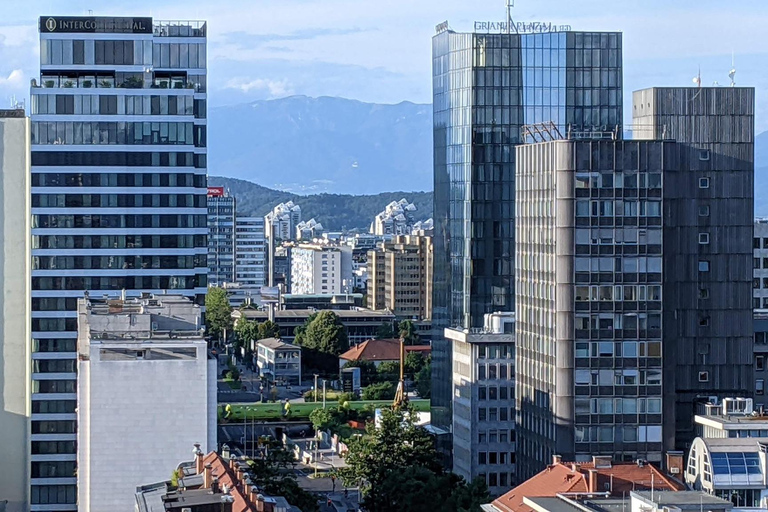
[236,216,266,287]
[290,244,353,295]
[295,218,323,240]
[77,294,216,512]
[265,201,301,241]
[370,198,418,235]
[0,109,31,512]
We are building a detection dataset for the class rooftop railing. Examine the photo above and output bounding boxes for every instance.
[153,20,207,37]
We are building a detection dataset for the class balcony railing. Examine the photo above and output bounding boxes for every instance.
[153,20,207,37]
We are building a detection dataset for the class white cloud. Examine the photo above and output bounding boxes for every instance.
[224,77,293,97]
[0,69,24,87]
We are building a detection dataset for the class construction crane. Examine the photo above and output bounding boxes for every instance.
[392,336,409,409]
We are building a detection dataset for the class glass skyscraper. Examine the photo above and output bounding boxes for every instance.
[29,16,207,510]
[431,27,622,471]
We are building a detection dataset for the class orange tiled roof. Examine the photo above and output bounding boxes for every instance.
[339,338,431,362]
[491,460,684,512]
[202,452,252,512]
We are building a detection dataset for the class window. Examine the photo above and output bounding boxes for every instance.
[699,288,709,299]
[699,233,710,245]
[699,177,710,189]
[699,150,710,161]
[757,356,765,371]
[699,316,710,327]
[479,452,487,464]
[479,408,487,421]
[758,380,765,395]
[698,260,710,272]
[699,205,710,217]
[699,371,709,383]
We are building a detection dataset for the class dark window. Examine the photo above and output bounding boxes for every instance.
[73,40,84,64]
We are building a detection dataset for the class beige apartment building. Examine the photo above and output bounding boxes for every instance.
[367,235,432,321]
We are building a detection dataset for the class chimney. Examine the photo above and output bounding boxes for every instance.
[194,443,204,474]
[211,477,219,495]
[665,451,685,477]
[203,463,213,489]
[230,458,237,470]
[571,463,579,472]
[587,469,598,493]
[553,454,563,465]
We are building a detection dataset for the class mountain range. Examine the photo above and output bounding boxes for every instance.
[208,96,768,216]
[209,96,432,195]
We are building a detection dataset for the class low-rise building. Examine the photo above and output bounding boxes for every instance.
[695,398,768,439]
[338,338,431,368]
[486,455,685,512]
[77,294,217,512]
[489,491,731,512]
[445,312,516,494]
[256,338,301,386]
[232,308,396,345]
[136,446,301,512]
[686,437,768,507]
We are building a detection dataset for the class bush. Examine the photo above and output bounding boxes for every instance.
[226,368,240,381]
[362,382,396,401]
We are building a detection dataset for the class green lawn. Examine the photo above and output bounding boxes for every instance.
[220,399,430,421]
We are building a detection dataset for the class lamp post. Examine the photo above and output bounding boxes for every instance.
[313,374,319,403]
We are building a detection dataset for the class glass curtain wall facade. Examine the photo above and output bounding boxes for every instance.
[431,29,622,463]
[29,17,207,510]
[207,192,236,286]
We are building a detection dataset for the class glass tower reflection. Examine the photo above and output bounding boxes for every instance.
[431,28,623,467]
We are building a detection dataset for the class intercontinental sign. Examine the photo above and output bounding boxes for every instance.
[473,21,571,33]
[40,16,152,34]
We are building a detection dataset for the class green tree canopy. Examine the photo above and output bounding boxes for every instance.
[415,358,431,399]
[257,320,280,340]
[309,407,336,432]
[376,322,396,339]
[376,361,401,382]
[205,287,233,339]
[342,359,378,386]
[404,351,426,377]
[339,407,488,512]
[247,437,318,512]
[234,317,258,349]
[295,311,349,375]
[398,319,420,345]
[361,381,396,401]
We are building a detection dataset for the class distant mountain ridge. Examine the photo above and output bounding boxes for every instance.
[208,95,432,195]
[209,176,433,232]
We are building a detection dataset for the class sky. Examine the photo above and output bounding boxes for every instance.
[1,0,767,131]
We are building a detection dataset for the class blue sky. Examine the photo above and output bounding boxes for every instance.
[2,0,767,130]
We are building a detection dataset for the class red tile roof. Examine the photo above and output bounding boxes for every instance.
[203,452,252,512]
[339,338,431,362]
[491,459,685,512]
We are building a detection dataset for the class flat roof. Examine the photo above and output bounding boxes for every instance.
[525,497,583,512]
[236,308,395,320]
[631,491,732,508]
[257,337,298,350]
[696,413,768,428]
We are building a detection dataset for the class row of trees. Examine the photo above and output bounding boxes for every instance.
[376,318,421,345]
[339,406,489,512]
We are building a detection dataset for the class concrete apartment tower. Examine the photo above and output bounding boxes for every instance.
[633,87,755,448]
[30,16,208,510]
[432,27,623,472]
[0,109,31,512]
[207,186,236,286]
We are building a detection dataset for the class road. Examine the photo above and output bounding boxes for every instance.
[292,467,360,511]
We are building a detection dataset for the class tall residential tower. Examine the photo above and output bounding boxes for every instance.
[30,16,208,510]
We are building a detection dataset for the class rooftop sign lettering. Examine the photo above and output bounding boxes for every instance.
[473,21,572,33]
[40,16,152,34]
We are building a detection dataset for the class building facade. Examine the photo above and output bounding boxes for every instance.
[29,16,208,509]
[76,294,216,512]
[290,244,353,295]
[432,27,623,453]
[207,186,235,286]
[0,109,31,512]
[366,235,433,321]
[235,216,266,287]
[255,338,301,386]
[265,201,301,241]
[445,312,516,494]
[754,220,768,309]
[370,198,418,235]
[633,87,754,450]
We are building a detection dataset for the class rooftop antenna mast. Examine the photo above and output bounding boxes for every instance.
[692,66,702,89]
[506,0,518,34]
[729,52,736,87]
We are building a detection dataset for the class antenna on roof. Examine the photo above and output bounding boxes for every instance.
[692,66,702,88]
[729,52,736,87]
[506,0,518,34]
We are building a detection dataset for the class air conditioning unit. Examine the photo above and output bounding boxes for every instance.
[670,467,680,474]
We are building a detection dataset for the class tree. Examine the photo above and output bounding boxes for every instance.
[361,381,395,400]
[342,359,378,386]
[376,322,396,339]
[257,320,280,340]
[247,437,319,512]
[339,407,458,512]
[205,287,233,340]
[295,311,349,375]
[234,317,259,349]
[376,467,489,512]
[404,351,425,377]
[309,407,336,432]
[398,319,420,345]
[376,361,400,382]
[415,360,431,399]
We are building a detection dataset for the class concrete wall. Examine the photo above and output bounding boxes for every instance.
[0,115,30,512]
[77,340,212,512]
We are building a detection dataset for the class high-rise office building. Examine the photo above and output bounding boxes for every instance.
[30,16,208,510]
[207,186,236,286]
[513,85,754,478]
[431,27,623,465]
[0,109,31,512]
[633,87,754,449]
